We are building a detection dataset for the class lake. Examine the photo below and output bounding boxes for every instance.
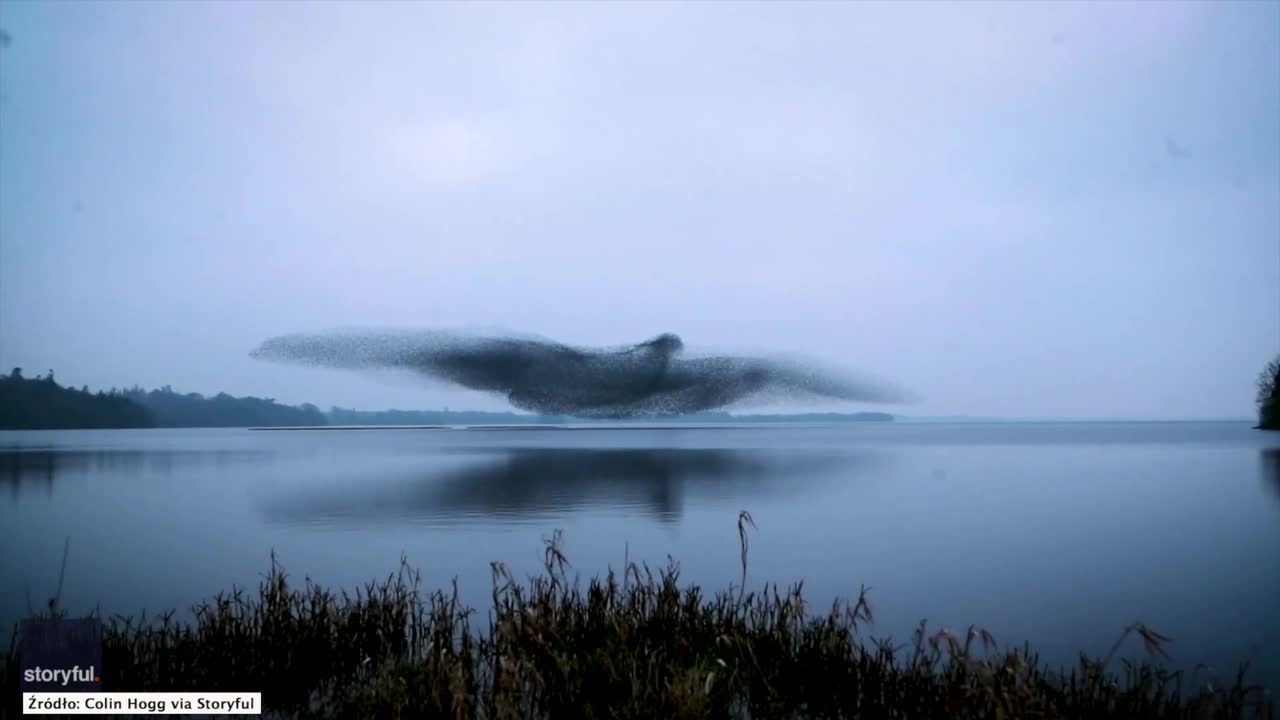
[2,422,1278,687]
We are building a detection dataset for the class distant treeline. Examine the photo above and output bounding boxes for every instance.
[693,411,894,423]
[325,408,893,425]
[0,370,323,430]
[122,386,326,428]
[327,408,569,426]
[1,368,895,430]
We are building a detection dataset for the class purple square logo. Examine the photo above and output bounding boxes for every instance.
[18,618,103,692]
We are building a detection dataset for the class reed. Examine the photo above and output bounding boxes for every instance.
[3,521,1274,719]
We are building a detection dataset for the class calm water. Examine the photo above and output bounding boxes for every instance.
[2,423,1278,686]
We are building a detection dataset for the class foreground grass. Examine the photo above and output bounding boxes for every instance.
[4,520,1275,719]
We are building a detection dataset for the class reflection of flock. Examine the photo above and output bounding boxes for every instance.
[9,444,1278,517]
[262,447,868,526]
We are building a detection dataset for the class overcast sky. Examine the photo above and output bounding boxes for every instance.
[1,1,1277,418]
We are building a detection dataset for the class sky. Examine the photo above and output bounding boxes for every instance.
[0,0,1277,419]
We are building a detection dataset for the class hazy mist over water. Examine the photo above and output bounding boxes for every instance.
[3,423,1279,685]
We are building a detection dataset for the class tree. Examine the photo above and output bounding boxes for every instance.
[1258,354,1280,430]
[0,372,154,429]
[9,367,21,380]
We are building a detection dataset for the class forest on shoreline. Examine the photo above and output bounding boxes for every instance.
[0,369,324,429]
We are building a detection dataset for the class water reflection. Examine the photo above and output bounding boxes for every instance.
[1263,449,1280,503]
[263,447,865,527]
[0,449,271,497]
[1,451,56,496]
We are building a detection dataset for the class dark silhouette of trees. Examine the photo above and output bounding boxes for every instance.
[0,372,327,429]
[1258,355,1280,430]
[0,373,154,429]
[326,407,570,426]
[121,386,328,428]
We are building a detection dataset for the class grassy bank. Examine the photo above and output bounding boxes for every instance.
[4,522,1274,719]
